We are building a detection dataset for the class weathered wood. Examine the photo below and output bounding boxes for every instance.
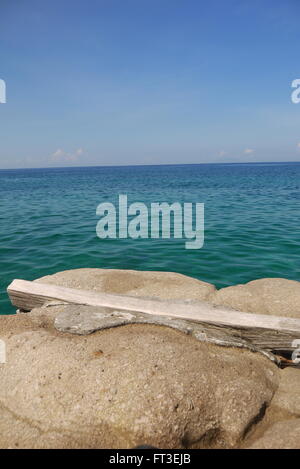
[6,279,300,359]
[53,303,279,363]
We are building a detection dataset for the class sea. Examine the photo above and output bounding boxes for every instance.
[1,162,299,314]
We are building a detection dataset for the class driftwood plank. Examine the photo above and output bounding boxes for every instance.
[6,279,300,358]
[53,303,280,364]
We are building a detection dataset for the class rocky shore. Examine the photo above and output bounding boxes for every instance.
[0,269,299,449]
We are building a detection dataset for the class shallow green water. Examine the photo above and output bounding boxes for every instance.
[1,163,299,314]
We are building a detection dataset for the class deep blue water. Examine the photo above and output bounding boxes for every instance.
[0,163,300,314]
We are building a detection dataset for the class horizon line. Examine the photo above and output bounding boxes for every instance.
[1,160,300,171]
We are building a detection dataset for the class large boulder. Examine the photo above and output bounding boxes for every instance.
[9,268,300,449]
[210,278,300,318]
[0,305,278,449]
[35,268,216,301]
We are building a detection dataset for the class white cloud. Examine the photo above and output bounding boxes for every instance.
[244,148,255,155]
[52,148,64,158]
[297,143,300,150]
[51,148,84,162]
[218,150,228,157]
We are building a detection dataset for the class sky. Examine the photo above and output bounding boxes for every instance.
[1,0,300,168]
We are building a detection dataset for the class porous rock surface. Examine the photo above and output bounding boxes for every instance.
[35,268,216,301]
[2,268,300,449]
[247,419,300,449]
[0,310,278,449]
[267,368,300,418]
[0,269,281,449]
[210,278,300,319]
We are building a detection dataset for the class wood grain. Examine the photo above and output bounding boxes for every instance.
[7,279,300,358]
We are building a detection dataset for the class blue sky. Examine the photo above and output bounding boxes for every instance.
[1,0,300,168]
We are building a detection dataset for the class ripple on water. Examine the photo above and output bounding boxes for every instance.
[0,163,300,313]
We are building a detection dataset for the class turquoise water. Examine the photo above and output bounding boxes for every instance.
[1,163,300,314]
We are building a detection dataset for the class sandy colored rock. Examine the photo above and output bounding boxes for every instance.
[7,268,300,449]
[268,368,300,417]
[247,419,300,449]
[210,278,300,318]
[35,268,216,301]
[0,307,278,449]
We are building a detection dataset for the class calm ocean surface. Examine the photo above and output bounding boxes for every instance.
[1,163,300,314]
